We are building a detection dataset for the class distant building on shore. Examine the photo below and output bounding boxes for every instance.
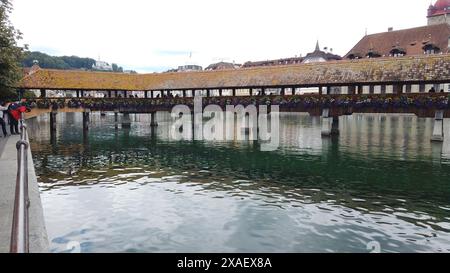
[178,64,203,72]
[166,64,203,73]
[205,61,241,71]
[242,41,342,68]
[346,0,450,59]
[92,60,113,71]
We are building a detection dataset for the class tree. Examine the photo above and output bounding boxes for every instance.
[112,63,123,72]
[0,0,27,99]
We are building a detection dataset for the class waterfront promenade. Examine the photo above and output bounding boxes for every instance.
[0,135,49,253]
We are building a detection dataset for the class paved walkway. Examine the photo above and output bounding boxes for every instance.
[0,137,6,157]
[0,135,49,253]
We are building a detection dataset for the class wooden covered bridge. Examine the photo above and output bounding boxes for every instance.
[19,54,450,96]
[17,54,450,141]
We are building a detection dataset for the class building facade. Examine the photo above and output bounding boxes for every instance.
[242,41,341,68]
[92,60,113,71]
[428,0,450,25]
[343,1,450,93]
[347,1,450,59]
[205,62,241,71]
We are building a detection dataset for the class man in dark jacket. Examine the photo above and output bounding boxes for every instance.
[7,103,20,135]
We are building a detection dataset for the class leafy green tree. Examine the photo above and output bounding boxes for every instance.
[112,63,123,72]
[0,0,27,99]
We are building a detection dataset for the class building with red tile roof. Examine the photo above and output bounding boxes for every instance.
[428,0,450,25]
[346,1,450,60]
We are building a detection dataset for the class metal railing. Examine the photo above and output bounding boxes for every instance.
[10,112,30,253]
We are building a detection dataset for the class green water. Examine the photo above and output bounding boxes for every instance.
[28,112,450,253]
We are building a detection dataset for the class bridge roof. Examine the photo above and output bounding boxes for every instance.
[18,54,450,91]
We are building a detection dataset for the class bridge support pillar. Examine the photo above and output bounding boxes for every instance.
[150,112,158,127]
[431,110,444,142]
[122,113,131,129]
[114,110,119,130]
[82,110,90,132]
[321,108,339,137]
[49,110,57,134]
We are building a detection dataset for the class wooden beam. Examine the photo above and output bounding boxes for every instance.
[357,85,363,95]
[394,84,404,94]
[348,86,356,95]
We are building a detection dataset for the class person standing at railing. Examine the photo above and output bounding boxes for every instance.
[7,103,20,135]
[0,101,9,137]
[8,103,28,135]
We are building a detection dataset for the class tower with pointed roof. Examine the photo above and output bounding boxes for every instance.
[302,41,341,64]
[428,0,450,25]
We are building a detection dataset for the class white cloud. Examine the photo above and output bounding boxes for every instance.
[10,0,431,72]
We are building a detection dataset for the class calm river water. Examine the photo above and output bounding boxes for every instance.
[28,112,450,253]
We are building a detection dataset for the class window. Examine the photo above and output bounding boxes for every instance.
[423,44,440,55]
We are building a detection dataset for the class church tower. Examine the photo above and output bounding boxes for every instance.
[428,0,450,25]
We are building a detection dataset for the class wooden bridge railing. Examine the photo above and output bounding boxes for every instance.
[23,92,450,118]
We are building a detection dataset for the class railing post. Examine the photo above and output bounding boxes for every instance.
[10,113,30,253]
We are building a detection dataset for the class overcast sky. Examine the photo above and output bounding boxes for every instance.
[11,0,432,73]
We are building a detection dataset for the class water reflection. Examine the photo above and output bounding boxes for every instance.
[28,112,450,253]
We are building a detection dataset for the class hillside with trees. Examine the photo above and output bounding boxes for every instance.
[22,51,129,72]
